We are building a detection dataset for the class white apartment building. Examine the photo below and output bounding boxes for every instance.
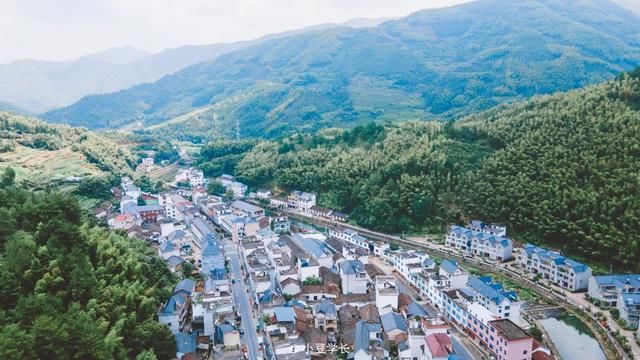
[340,259,368,294]
[375,276,399,310]
[445,225,513,262]
[518,243,592,291]
[287,190,316,212]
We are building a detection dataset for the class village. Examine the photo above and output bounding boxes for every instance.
[101,160,640,360]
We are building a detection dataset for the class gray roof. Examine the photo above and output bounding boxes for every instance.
[381,311,408,333]
[159,241,175,253]
[314,300,337,316]
[174,278,196,295]
[341,260,365,275]
[231,200,262,213]
[274,307,296,323]
[354,320,382,353]
[166,255,185,267]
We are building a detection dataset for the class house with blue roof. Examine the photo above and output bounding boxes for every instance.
[214,323,240,347]
[201,233,225,277]
[439,260,469,289]
[352,320,384,360]
[517,243,592,291]
[588,273,640,306]
[445,224,513,262]
[617,293,640,330]
[158,241,180,260]
[465,276,521,325]
[380,309,408,340]
[158,278,195,334]
[292,233,333,268]
[175,332,196,358]
[313,299,337,332]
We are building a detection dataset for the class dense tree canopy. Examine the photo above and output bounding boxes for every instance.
[205,73,640,271]
[0,179,176,359]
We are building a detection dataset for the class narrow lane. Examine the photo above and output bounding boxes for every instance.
[225,239,260,359]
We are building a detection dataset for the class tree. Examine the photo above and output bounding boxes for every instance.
[223,188,235,202]
[1,167,15,187]
[136,175,153,193]
[303,276,322,286]
[154,181,164,193]
[0,324,35,359]
[207,180,225,195]
[529,326,543,341]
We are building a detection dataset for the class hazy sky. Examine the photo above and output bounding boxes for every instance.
[0,0,474,64]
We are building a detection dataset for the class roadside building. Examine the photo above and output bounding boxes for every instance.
[518,243,592,291]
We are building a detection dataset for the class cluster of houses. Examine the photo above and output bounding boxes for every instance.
[329,225,556,360]
[444,221,640,334]
[238,225,476,360]
[107,173,638,358]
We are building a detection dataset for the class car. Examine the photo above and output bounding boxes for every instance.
[239,328,245,335]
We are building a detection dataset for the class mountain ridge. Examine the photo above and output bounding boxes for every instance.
[44,0,640,139]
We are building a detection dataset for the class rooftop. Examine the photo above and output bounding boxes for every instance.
[489,319,531,341]
[467,276,517,305]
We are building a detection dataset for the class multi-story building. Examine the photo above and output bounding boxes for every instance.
[445,225,513,262]
[270,213,290,233]
[287,190,316,212]
[588,274,640,306]
[439,260,469,289]
[220,215,259,241]
[617,293,640,330]
[375,276,399,310]
[484,319,533,360]
[340,259,369,295]
[328,228,389,256]
[465,276,521,325]
[518,243,592,291]
[230,200,265,218]
[467,220,507,236]
[313,300,338,333]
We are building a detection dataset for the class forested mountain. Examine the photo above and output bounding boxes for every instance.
[0,112,135,186]
[45,0,640,140]
[0,180,177,359]
[199,69,640,271]
[1,19,389,114]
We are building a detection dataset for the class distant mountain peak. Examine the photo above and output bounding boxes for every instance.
[82,46,149,65]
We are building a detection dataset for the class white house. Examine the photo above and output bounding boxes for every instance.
[518,243,592,291]
[375,276,399,310]
[340,260,368,295]
[287,190,316,212]
[439,260,469,289]
[445,225,513,262]
[588,274,640,307]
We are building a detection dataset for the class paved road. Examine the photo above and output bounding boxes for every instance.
[369,257,484,360]
[225,239,260,359]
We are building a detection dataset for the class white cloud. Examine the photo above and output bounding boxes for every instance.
[0,0,472,64]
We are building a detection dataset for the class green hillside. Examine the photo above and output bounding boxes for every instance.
[0,112,135,187]
[0,183,176,359]
[203,69,640,271]
[45,0,640,140]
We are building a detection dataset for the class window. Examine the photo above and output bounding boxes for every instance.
[523,350,528,355]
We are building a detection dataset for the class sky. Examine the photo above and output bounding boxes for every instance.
[0,0,473,64]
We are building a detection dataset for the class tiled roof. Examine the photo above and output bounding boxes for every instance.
[450,225,511,247]
[314,300,337,316]
[274,307,296,323]
[341,259,365,275]
[381,311,408,333]
[524,243,590,273]
[174,278,196,295]
[440,260,459,274]
[467,276,517,305]
[354,320,382,353]
[425,333,453,357]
